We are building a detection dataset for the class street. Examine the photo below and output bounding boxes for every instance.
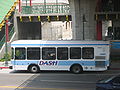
[0,69,120,90]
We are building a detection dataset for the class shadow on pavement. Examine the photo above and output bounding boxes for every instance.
[11,70,120,90]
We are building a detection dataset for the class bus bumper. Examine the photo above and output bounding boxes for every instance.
[9,66,13,69]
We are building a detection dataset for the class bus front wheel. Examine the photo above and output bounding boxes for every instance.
[70,64,83,74]
[28,65,40,73]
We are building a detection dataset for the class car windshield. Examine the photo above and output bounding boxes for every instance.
[99,76,116,83]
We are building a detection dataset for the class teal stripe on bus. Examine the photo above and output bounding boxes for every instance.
[11,60,108,66]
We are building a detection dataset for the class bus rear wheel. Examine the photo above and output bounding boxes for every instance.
[70,65,83,74]
[29,65,40,73]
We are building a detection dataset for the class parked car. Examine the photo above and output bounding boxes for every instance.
[96,75,120,90]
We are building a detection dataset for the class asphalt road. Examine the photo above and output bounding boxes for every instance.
[0,70,120,90]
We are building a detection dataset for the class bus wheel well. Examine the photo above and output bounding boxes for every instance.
[70,64,83,74]
[28,64,40,73]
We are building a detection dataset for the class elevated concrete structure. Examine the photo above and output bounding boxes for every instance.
[3,0,120,41]
[69,0,96,40]
[14,1,71,40]
[13,0,120,41]
[69,0,120,41]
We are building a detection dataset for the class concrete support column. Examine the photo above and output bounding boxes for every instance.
[69,0,81,40]
[83,0,96,40]
[69,0,96,40]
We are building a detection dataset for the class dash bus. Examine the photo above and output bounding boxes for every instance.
[10,40,110,73]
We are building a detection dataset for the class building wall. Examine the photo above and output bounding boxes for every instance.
[42,21,72,40]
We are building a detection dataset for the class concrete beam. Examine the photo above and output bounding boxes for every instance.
[16,15,72,22]
[95,12,120,20]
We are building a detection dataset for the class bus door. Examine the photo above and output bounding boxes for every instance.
[11,48,16,68]
[95,47,107,68]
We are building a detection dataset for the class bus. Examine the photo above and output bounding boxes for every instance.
[10,40,110,74]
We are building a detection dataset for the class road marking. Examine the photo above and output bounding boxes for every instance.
[0,86,78,90]
[39,73,118,76]
[9,74,35,76]
[40,80,96,84]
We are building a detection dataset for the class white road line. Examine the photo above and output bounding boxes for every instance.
[40,80,96,84]
[0,86,78,90]
[39,73,118,76]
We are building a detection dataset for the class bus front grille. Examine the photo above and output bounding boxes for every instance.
[95,56,106,59]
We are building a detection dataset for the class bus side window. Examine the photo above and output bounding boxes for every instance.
[15,48,26,60]
[57,47,68,60]
[27,47,40,60]
[42,47,56,60]
[82,47,94,59]
[70,47,81,59]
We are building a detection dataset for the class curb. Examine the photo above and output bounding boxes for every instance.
[110,68,120,70]
[0,67,9,69]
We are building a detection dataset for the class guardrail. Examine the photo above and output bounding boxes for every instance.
[0,27,14,49]
[21,4,70,14]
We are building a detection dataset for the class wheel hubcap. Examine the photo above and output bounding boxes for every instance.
[72,65,81,73]
[74,67,80,72]
[31,66,38,72]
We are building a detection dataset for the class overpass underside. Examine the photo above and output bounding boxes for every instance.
[95,0,120,23]
[16,15,71,22]
[15,3,71,40]
[69,0,120,40]
[16,15,71,40]
[68,0,120,58]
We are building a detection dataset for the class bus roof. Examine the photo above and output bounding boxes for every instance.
[11,40,110,47]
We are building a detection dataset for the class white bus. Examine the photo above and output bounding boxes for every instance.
[10,40,110,74]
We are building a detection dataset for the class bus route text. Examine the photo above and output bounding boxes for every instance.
[39,61,58,66]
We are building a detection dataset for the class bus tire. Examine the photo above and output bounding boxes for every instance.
[28,65,40,73]
[70,64,83,74]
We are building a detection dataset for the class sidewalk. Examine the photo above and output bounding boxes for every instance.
[0,62,10,69]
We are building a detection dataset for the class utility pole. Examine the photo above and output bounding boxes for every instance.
[30,0,32,6]
[82,14,87,40]
[19,0,21,12]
